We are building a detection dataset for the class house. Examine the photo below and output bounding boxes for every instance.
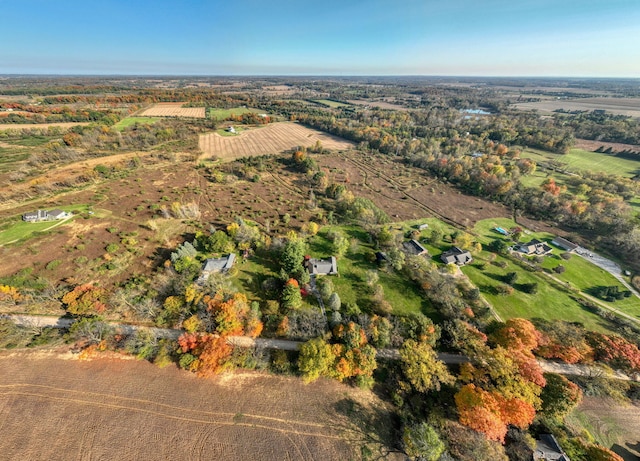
[47,209,69,220]
[22,209,70,222]
[306,256,338,275]
[551,236,579,252]
[402,239,429,257]
[516,239,553,256]
[22,210,49,222]
[417,223,429,230]
[533,434,570,460]
[441,247,473,266]
[226,126,236,133]
[200,253,236,278]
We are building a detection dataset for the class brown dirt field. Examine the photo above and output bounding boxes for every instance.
[575,138,640,153]
[0,156,319,293]
[198,122,355,161]
[0,122,90,131]
[139,103,205,118]
[567,397,640,461]
[512,97,640,118]
[0,351,400,461]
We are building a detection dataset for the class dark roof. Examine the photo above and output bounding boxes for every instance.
[441,247,473,265]
[518,239,553,255]
[48,209,66,218]
[551,237,579,251]
[533,434,570,460]
[202,253,236,273]
[307,256,338,275]
[402,239,429,256]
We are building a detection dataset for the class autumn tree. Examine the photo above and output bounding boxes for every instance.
[62,284,107,316]
[281,278,303,311]
[400,339,454,393]
[403,422,445,461]
[540,373,582,420]
[298,337,336,383]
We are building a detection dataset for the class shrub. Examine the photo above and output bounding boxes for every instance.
[553,265,566,274]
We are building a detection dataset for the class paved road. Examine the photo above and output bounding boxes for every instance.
[4,314,636,381]
[575,248,640,299]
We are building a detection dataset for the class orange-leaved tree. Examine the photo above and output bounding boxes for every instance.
[62,284,107,316]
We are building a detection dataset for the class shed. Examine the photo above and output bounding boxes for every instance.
[402,239,429,257]
[551,237,579,252]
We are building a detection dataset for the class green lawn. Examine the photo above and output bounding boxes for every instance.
[308,225,436,318]
[521,147,640,178]
[207,107,258,120]
[114,117,160,131]
[215,127,246,137]
[0,205,89,245]
[0,145,30,173]
[474,218,640,318]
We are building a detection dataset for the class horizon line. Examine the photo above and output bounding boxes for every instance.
[1,73,640,80]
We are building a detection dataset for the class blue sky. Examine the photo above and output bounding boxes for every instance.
[1,0,638,76]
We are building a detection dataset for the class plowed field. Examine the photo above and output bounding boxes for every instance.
[198,122,354,160]
[139,103,205,118]
[0,351,400,461]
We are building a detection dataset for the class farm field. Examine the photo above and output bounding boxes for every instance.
[139,103,205,118]
[0,351,400,460]
[0,122,90,131]
[566,397,640,461]
[520,147,640,177]
[198,122,354,160]
[312,100,352,108]
[512,97,640,118]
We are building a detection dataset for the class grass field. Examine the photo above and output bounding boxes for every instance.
[0,205,88,246]
[566,397,640,461]
[0,351,401,461]
[520,148,640,177]
[114,116,160,131]
[0,145,30,173]
[312,100,352,108]
[471,218,640,324]
[207,107,258,120]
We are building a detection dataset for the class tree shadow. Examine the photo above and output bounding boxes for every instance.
[331,397,403,460]
[612,442,640,461]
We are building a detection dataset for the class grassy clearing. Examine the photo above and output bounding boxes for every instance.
[521,147,640,177]
[207,107,258,120]
[471,217,640,325]
[215,127,247,137]
[0,205,90,246]
[308,225,435,318]
[312,99,352,108]
[114,117,160,131]
[2,134,54,146]
[0,146,30,173]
